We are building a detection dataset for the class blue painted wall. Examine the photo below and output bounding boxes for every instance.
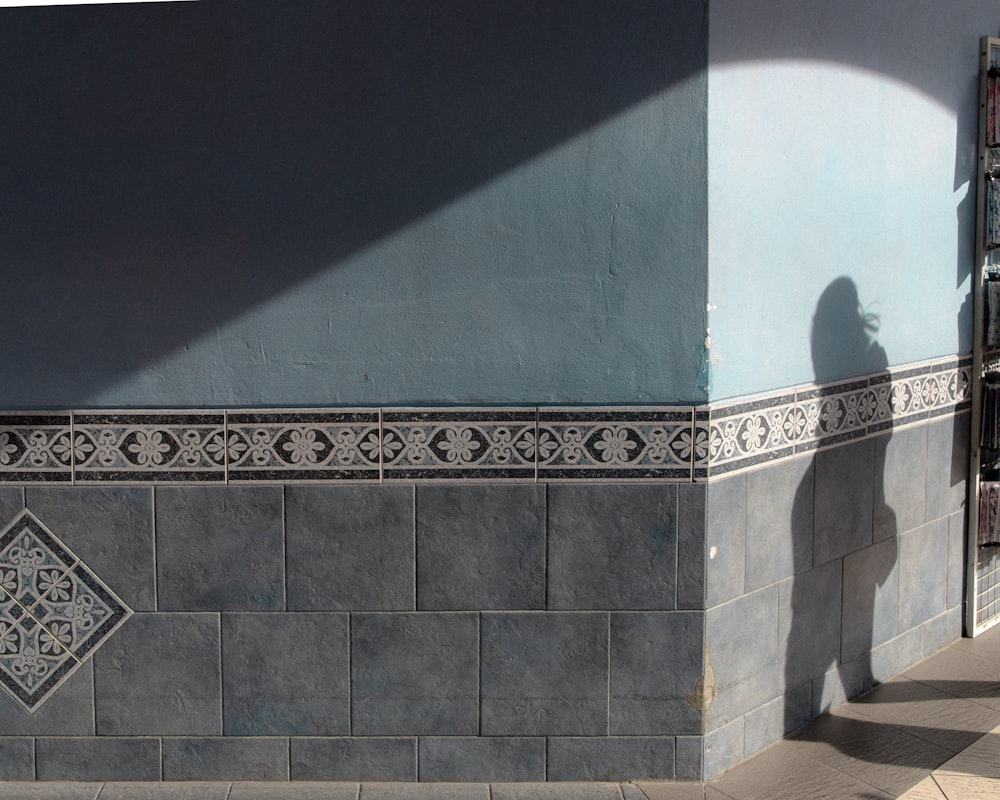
[0,0,709,408]
[707,0,993,399]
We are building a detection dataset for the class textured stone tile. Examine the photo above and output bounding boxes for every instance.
[870,627,925,685]
[896,776,949,800]
[0,784,102,800]
[743,683,810,756]
[481,612,608,736]
[813,437,874,566]
[925,413,969,522]
[0,488,25,525]
[609,611,704,735]
[548,484,677,610]
[418,737,544,782]
[947,510,965,610]
[745,456,812,592]
[35,736,160,781]
[95,612,222,735]
[291,737,415,781]
[491,784,622,800]
[222,612,349,735]
[352,613,478,735]
[674,735,704,781]
[706,585,778,730]
[416,485,544,610]
[98,784,232,800]
[841,536,899,660]
[229,784,359,800]
[936,724,1000,777]
[285,485,414,611]
[358,783,489,800]
[702,717,744,780]
[0,658,94,735]
[0,737,34,779]
[162,737,289,780]
[546,737,675,780]
[931,774,1000,800]
[705,473,745,607]
[676,483,707,610]
[898,518,949,633]
[27,486,155,611]
[922,608,962,658]
[874,426,927,541]
[155,486,284,611]
[903,642,1000,712]
[778,559,842,691]
[635,782,709,800]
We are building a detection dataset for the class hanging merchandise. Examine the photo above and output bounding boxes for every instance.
[981,482,1000,546]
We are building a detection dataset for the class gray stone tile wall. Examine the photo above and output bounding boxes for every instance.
[700,412,966,779]
[0,407,966,783]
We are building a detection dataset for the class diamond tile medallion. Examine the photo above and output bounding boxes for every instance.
[0,510,131,712]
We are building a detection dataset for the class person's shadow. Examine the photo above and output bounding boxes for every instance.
[785,277,898,733]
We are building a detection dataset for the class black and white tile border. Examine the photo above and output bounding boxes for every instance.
[0,356,971,484]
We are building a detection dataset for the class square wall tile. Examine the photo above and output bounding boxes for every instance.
[745,455,813,592]
[0,413,72,482]
[546,737,675,781]
[290,737,416,781]
[874,426,926,541]
[609,611,704,735]
[706,585,779,730]
[382,409,535,481]
[26,487,155,611]
[416,485,545,610]
[813,437,874,566]
[35,737,160,781]
[481,612,608,736]
[842,537,899,661]
[351,613,478,735]
[155,486,284,611]
[538,408,694,480]
[226,410,379,482]
[162,737,289,781]
[925,413,969,522]
[222,613,349,736]
[0,737,33,780]
[418,737,545,782]
[94,612,222,735]
[705,474,745,607]
[548,484,677,610]
[779,559,843,691]
[677,483,708,610]
[73,412,225,483]
[286,485,414,611]
[898,518,949,633]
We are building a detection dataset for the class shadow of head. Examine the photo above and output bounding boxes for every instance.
[811,276,887,385]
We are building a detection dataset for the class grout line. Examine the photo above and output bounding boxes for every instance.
[478,611,483,738]
[606,611,612,737]
[412,484,418,611]
[543,482,549,611]
[348,612,353,736]
[282,486,288,611]
[151,488,158,612]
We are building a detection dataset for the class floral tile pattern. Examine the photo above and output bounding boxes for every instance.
[0,355,973,484]
[0,510,131,712]
[73,412,226,483]
[227,410,380,482]
[382,409,536,480]
[538,408,695,480]
[0,414,73,483]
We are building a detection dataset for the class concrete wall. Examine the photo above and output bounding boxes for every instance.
[0,0,708,408]
[707,0,996,399]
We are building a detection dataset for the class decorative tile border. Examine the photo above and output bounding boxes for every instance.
[0,355,973,484]
[382,409,536,481]
[0,510,132,712]
[707,356,973,478]
[227,410,379,483]
[537,408,695,481]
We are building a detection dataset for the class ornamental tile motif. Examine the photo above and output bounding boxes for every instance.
[382,409,536,481]
[538,408,695,480]
[0,510,131,712]
[0,414,72,483]
[227,410,379,482]
[74,412,225,483]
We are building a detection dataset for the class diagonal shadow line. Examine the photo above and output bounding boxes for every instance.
[0,0,707,405]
